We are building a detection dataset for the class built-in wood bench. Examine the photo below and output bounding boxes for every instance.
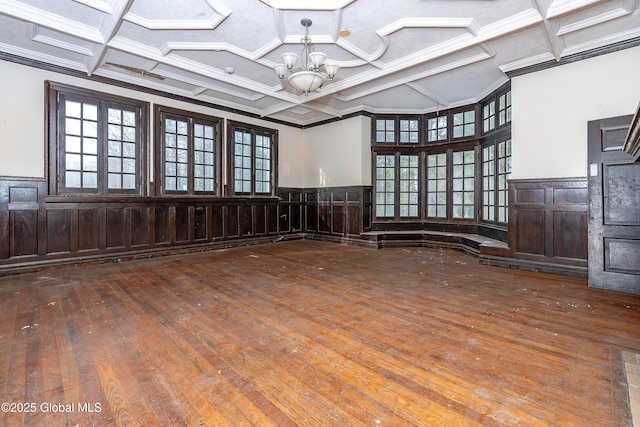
[359,230,510,259]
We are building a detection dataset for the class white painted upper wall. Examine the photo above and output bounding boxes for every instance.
[303,116,371,188]
[0,60,305,187]
[2,45,639,187]
[511,45,640,180]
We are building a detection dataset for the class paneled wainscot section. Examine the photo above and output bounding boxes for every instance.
[1,177,590,277]
[0,179,373,275]
[508,178,588,276]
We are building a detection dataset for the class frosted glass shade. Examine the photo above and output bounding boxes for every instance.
[274,63,287,79]
[308,52,326,70]
[324,64,340,79]
[287,71,326,95]
[281,52,298,69]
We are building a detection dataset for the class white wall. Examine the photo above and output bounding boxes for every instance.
[511,45,640,180]
[5,44,638,187]
[0,60,305,187]
[0,62,46,178]
[303,115,371,187]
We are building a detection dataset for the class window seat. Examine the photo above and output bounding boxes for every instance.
[360,230,509,258]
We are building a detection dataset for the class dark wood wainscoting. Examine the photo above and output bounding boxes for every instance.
[509,178,588,275]
[1,176,593,278]
[0,179,373,274]
[0,177,294,274]
[302,186,373,239]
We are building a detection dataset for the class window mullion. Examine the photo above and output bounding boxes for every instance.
[394,152,400,219]
[99,102,108,194]
[188,118,194,195]
[251,129,256,196]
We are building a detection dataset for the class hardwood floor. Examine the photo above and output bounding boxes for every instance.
[1,240,639,426]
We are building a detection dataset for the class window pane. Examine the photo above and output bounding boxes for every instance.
[375,119,396,143]
[399,155,419,217]
[427,153,447,218]
[399,119,419,144]
[452,149,475,219]
[83,172,97,188]
[66,171,81,188]
[65,100,81,118]
[375,154,395,218]
[234,130,253,194]
[122,174,136,189]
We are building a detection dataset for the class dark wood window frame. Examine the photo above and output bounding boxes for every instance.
[371,94,511,225]
[482,85,512,135]
[372,115,422,146]
[451,105,479,141]
[373,151,421,219]
[373,140,480,223]
[227,121,278,197]
[46,81,149,196]
[154,105,223,196]
[481,135,512,225]
[498,90,512,126]
[425,144,480,222]
[426,112,449,143]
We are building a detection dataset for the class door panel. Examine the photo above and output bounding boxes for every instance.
[588,115,640,294]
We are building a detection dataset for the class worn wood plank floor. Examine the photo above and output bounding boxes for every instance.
[1,240,639,426]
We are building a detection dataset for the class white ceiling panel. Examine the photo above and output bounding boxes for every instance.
[0,0,638,125]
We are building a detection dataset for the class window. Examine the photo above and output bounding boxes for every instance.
[483,101,495,133]
[452,150,475,219]
[375,119,395,143]
[229,122,277,196]
[370,87,510,225]
[399,119,420,144]
[157,107,221,195]
[375,155,395,217]
[426,153,447,218]
[375,153,419,219]
[453,110,475,139]
[373,117,420,145]
[427,115,447,142]
[498,91,512,126]
[482,139,511,223]
[497,140,511,222]
[482,145,495,222]
[399,155,419,217]
[47,82,148,195]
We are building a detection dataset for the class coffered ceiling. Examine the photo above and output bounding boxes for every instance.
[0,0,638,126]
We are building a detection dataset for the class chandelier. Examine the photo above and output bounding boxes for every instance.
[273,18,339,95]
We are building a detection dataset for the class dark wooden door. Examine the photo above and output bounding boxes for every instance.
[587,115,640,294]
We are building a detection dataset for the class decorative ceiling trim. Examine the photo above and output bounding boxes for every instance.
[377,17,480,37]
[0,41,90,73]
[556,6,632,35]
[546,0,605,19]
[560,26,640,56]
[259,0,356,10]
[88,0,135,75]
[123,13,226,30]
[107,36,298,102]
[123,0,231,30]
[505,34,640,77]
[157,68,266,102]
[0,0,104,44]
[335,51,493,103]
[72,0,113,14]
[29,25,94,57]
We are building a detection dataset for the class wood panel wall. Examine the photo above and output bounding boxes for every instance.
[509,178,588,273]
[1,176,592,276]
[0,178,372,274]
[303,186,373,239]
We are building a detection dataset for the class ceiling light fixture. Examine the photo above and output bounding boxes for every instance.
[274,18,339,96]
